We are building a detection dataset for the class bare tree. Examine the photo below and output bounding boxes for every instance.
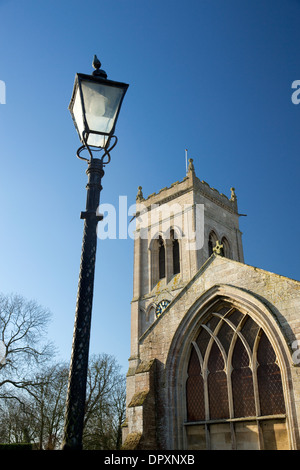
[111,376,126,449]
[24,363,69,449]
[0,397,35,444]
[82,354,126,450]
[0,363,68,449]
[0,337,126,449]
[0,293,55,398]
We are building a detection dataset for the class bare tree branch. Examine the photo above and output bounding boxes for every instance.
[0,293,55,395]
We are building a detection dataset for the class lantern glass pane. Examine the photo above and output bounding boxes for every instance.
[86,133,109,148]
[81,80,124,136]
[72,86,85,141]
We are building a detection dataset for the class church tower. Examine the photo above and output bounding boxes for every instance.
[122,160,300,451]
[129,159,243,364]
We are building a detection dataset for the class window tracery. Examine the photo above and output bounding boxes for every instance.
[185,303,287,449]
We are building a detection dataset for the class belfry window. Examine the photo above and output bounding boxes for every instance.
[151,231,180,287]
[158,236,165,279]
[208,231,218,256]
[185,303,287,450]
[221,237,231,258]
[171,229,180,275]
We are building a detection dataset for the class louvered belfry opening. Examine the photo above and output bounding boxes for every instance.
[171,229,180,275]
[185,303,287,450]
[158,236,165,279]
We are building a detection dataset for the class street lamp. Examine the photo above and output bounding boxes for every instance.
[62,56,128,450]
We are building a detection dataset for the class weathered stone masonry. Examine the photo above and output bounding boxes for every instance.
[122,162,300,450]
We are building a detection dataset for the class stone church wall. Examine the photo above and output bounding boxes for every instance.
[123,255,300,450]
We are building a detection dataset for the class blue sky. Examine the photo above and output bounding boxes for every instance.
[0,0,299,373]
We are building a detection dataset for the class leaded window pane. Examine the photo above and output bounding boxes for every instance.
[232,338,256,417]
[208,342,229,419]
[257,332,285,415]
[186,346,205,421]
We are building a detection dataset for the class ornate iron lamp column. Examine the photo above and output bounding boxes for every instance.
[62,157,104,450]
[62,56,128,450]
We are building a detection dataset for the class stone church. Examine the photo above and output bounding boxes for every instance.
[122,159,300,450]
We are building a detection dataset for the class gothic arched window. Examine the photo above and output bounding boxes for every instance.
[221,237,231,258]
[208,231,218,256]
[171,229,180,275]
[158,236,165,279]
[185,304,287,450]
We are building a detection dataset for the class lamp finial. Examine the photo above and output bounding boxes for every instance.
[93,55,101,70]
[92,55,107,78]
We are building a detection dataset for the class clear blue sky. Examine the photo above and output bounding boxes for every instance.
[0,0,299,373]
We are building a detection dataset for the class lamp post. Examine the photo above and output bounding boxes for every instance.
[62,56,128,450]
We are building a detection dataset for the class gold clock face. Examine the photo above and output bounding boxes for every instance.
[155,300,170,317]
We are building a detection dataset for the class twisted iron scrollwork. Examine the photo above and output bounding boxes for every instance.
[76,131,118,166]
